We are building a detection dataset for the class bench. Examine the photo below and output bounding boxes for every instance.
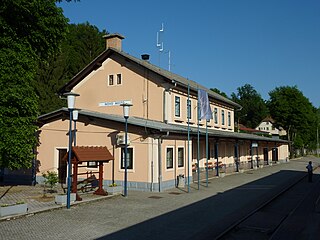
[205,161,225,170]
[61,175,99,194]
[77,175,99,193]
[204,162,214,170]
[192,163,197,172]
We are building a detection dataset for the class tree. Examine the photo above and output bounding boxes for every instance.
[231,84,269,129]
[210,88,229,99]
[36,22,107,114]
[267,86,316,157]
[0,0,68,169]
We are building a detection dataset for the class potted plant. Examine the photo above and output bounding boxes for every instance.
[106,183,122,195]
[55,193,76,205]
[0,201,28,217]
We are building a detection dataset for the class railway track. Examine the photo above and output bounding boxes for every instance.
[215,170,320,240]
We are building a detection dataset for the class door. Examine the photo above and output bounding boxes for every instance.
[263,148,268,162]
[272,148,278,162]
[58,149,67,184]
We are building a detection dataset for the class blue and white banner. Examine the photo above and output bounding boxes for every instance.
[198,89,213,120]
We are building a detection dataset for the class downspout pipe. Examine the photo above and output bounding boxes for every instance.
[158,137,162,192]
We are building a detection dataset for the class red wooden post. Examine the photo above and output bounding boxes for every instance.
[94,162,107,196]
[72,158,82,201]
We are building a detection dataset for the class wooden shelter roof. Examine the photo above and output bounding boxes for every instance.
[64,146,114,163]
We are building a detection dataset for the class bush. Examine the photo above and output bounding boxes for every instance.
[42,171,58,191]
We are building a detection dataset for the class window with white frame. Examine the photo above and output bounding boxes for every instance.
[228,112,231,127]
[187,99,191,120]
[221,110,225,125]
[108,74,114,85]
[166,147,174,169]
[178,147,184,167]
[214,108,218,124]
[117,73,122,85]
[175,96,181,117]
[121,147,133,169]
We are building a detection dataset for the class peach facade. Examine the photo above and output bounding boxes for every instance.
[37,34,289,192]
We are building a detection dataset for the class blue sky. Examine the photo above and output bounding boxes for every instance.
[58,0,320,107]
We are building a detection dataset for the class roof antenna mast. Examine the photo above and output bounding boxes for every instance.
[156,23,171,71]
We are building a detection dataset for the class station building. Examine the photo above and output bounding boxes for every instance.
[37,34,289,192]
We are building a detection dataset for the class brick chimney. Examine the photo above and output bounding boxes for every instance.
[103,33,125,51]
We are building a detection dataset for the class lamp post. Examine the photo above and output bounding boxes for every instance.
[121,102,132,197]
[64,92,79,209]
[73,110,79,146]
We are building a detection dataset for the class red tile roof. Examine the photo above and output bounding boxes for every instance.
[66,146,114,163]
[239,124,269,134]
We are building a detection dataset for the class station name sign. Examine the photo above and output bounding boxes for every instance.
[99,100,132,107]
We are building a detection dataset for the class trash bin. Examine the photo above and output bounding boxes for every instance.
[177,174,185,188]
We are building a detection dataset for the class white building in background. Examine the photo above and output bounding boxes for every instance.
[256,117,287,138]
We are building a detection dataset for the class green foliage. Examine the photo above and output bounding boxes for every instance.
[42,171,59,190]
[267,86,316,156]
[0,0,68,169]
[1,0,68,61]
[0,39,39,169]
[36,22,107,114]
[210,88,229,99]
[231,84,269,129]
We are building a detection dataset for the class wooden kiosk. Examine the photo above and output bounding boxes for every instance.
[65,146,114,201]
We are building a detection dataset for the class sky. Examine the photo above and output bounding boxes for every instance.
[58,0,320,107]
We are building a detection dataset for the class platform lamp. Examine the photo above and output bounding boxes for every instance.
[73,110,79,146]
[120,102,132,197]
[64,92,80,209]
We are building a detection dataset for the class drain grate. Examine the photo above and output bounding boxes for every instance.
[148,196,163,199]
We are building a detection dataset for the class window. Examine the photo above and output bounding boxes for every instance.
[228,112,231,127]
[178,147,184,167]
[117,74,122,85]
[221,110,225,125]
[108,74,114,85]
[187,100,191,120]
[121,147,133,169]
[175,96,181,117]
[166,147,174,169]
[87,161,98,168]
[214,108,218,124]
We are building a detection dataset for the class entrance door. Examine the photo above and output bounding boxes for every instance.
[272,148,278,162]
[263,148,268,162]
[58,149,67,184]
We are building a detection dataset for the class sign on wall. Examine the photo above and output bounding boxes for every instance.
[99,100,132,107]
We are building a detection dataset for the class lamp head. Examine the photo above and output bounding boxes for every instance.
[73,110,79,121]
[120,102,133,118]
[63,92,80,109]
